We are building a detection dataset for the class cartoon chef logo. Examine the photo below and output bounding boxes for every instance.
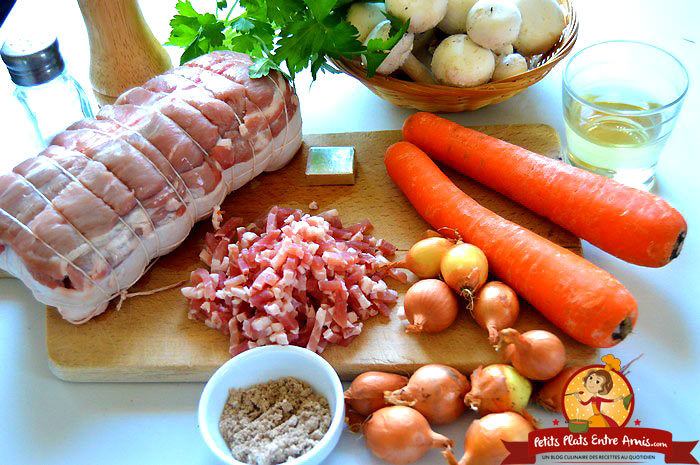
[562,354,635,433]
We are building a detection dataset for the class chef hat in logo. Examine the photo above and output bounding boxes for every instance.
[601,354,622,372]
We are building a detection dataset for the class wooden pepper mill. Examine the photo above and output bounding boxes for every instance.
[78,0,172,105]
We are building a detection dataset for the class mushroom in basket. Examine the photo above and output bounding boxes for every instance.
[363,20,436,84]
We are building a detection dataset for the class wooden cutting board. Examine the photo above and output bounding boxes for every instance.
[46,126,598,382]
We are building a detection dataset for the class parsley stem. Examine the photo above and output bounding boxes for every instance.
[224,0,239,21]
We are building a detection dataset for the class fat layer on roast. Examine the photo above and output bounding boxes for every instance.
[0,51,302,323]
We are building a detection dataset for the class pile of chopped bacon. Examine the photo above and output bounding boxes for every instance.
[181,206,401,355]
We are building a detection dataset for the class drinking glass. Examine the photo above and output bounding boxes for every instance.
[563,41,688,190]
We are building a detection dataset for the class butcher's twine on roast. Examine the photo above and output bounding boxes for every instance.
[0,51,302,323]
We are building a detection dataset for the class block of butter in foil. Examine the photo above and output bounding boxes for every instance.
[305,146,355,185]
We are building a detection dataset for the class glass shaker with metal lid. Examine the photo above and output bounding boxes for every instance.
[1,34,93,146]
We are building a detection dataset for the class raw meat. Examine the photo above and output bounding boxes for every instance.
[0,52,302,323]
[181,207,399,355]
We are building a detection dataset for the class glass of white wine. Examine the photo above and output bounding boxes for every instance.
[563,41,688,190]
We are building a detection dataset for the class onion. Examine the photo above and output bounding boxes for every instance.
[344,371,410,416]
[472,282,519,345]
[364,406,453,465]
[535,366,582,413]
[386,364,469,424]
[465,364,532,415]
[345,404,367,433]
[500,328,566,381]
[389,237,455,278]
[421,229,443,239]
[443,412,535,465]
[404,279,459,333]
[440,243,488,306]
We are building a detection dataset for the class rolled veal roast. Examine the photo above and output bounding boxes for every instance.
[0,51,302,323]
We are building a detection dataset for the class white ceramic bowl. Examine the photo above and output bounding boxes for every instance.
[198,345,345,465]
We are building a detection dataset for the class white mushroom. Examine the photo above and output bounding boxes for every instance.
[412,29,437,66]
[431,34,495,87]
[437,0,478,34]
[493,44,514,56]
[513,0,566,56]
[492,52,528,80]
[347,2,387,42]
[386,0,448,34]
[466,0,522,51]
[363,20,436,83]
[413,29,436,53]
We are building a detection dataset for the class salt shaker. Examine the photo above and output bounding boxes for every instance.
[1,35,93,146]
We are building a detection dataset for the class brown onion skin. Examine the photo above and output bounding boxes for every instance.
[472,282,519,345]
[421,229,443,239]
[345,403,367,433]
[404,279,459,333]
[364,406,453,465]
[344,371,410,416]
[386,364,470,424]
[443,412,534,465]
[501,328,567,381]
[535,366,582,413]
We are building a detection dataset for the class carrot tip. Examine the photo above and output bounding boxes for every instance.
[612,316,634,342]
[671,229,686,261]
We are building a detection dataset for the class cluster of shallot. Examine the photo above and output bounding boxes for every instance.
[390,231,490,334]
[181,206,400,355]
[347,0,567,87]
[344,363,541,465]
[391,230,568,381]
[357,230,576,464]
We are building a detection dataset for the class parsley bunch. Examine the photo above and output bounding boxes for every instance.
[166,0,408,80]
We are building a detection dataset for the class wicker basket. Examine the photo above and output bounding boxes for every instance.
[331,0,578,112]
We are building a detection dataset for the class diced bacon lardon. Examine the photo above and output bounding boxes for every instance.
[181,206,398,355]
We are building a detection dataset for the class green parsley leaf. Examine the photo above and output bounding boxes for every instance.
[174,0,199,18]
[275,18,326,78]
[167,0,401,81]
[303,0,336,21]
[225,16,275,58]
[180,35,204,63]
[230,16,255,33]
[264,0,306,26]
[248,56,282,78]
[323,17,365,58]
[166,1,200,48]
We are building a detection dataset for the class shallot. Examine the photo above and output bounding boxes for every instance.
[403,279,458,333]
[440,243,488,307]
[344,371,409,416]
[388,237,455,278]
[364,406,453,465]
[385,364,469,424]
[535,366,582,413]
[501,328,566,381]
[464,364,532,415]
[420,229,444,239]
[472,281,519,345]
[345,406,367,433]
[443,412,534,465]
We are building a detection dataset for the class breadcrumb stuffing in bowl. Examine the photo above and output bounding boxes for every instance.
[198,345,345,465]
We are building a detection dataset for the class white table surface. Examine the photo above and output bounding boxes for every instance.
[1,1,698,464]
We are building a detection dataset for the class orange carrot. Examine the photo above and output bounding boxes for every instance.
[402,112,687,268]
[385,141,637,348]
